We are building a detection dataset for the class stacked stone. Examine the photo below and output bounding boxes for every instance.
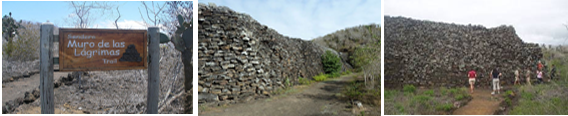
[197,3,330,105]
[385,16,542,88]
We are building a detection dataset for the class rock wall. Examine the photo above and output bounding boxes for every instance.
[385,16,542,88]
[197,3,334,105]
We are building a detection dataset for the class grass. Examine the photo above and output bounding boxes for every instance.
[313,73,328,82]
[298,77,314,85]
[385,87,471,115]
[403,85,416,93]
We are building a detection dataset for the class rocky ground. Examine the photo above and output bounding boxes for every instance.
[2,44,189,114]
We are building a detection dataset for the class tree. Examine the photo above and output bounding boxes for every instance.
[2,12,23,58]
[138,1,166,27]
[160,2,193,114]
[67,1,115,28]
[162,1,192,35]
[322,50,342,74]
[2,12,22,43]
[113,6,121,29]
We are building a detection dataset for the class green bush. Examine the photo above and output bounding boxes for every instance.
[423,90,434,96]
[328,72,341,78]
[403,85,416,93]
[313,73,328,82]
[341,70,352,75]
[455,94,465,100]
[322,50,342,74]
[384,90,396,99]
[344,82,363,99]
[298,77,313,85]
[435,103,453,111]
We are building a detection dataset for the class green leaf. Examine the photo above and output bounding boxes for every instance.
[159,33,170,43]
[177,15,184,27]
[172,36,185,52]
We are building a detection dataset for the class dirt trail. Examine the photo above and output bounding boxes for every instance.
[2,72,70,105]
[200,74,377,116]
[453,89,502,115]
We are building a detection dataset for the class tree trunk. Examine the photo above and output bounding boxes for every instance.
[182,49,192,114]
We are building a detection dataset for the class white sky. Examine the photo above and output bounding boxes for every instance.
[200,0,381,40]
[385,0,568,45]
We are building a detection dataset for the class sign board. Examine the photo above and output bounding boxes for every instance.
[59,29,148,71]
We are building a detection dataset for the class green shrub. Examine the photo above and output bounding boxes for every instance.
[403,85,416,93]
[384,90,396,99]
[449,88,459,95]
[298,77,313,85]
[328,72,341,78]
[412,95,432,104]
[341,70,352,75]
[455,94,465,100]
[344,82,363,99]
[435,103,453,111]
[504,97,512,106]
[423,90,434,96]
[322,50,342,74]
[313,73,328,82]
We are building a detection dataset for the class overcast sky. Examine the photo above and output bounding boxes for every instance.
[385,0,568,45]
[199,0,381,40]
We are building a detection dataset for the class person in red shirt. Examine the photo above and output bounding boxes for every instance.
[468,69,477,93]
[538,61,543,71]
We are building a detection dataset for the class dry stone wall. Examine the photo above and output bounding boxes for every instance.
[197,3,338,105]
[385,16,542,88]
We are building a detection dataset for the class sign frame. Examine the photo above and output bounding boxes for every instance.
[58,28,148,71]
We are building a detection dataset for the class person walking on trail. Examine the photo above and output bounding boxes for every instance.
[537,70,544,84]
[468,69,477,93]
[514,69,520,85]
[538,61,543,71]
[550,64,556,81]
[491,68,502,95]
[526,68,532,86]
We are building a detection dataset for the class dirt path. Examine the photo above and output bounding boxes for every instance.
[199,74,374,116]
[2,72,70,105]
[453,89,502,115]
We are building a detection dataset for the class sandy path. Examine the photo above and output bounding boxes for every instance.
[199,74,364,116]
[453,89,502,115]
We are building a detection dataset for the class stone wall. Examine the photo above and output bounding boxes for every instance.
[197,3,337,105]
[385,16,542,88]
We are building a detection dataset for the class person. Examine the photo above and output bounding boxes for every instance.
[537,70,543,84]
[538,61,543,71]
[550,64,556,81]
[514,69,520,85]
[491,68,502,95]
[468,69,477,93]
[526,68,531,86]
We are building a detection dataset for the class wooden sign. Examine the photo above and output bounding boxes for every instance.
[59,29,148,71]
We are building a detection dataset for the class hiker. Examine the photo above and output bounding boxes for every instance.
[537,70,544,84]
[538,61,543,71]
[468,69,477,93]
[526,68,531,86]
[550,64,556,81]
[514,68,520,85]
[491,68,502,95]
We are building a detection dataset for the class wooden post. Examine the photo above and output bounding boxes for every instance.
[40,22,54,114]
[147,27,160,114]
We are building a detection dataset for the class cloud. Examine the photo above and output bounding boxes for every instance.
[100,19,148,29]
[385,0,568,45]
[200,0,381,40]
